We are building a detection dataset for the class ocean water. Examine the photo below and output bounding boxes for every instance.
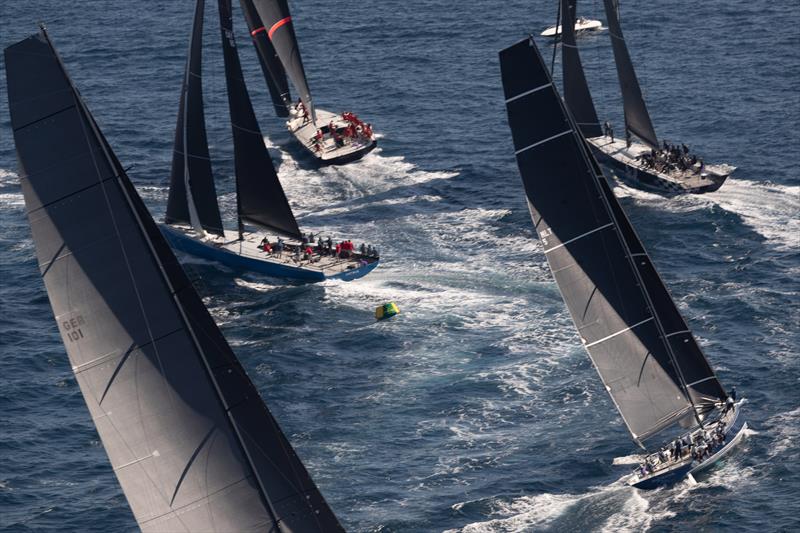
[1,0,798,531]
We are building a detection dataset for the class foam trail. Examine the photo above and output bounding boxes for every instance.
[448,483,675,533]
[614,177,800,250]
[708,178,800,250]
[263,136,458,218]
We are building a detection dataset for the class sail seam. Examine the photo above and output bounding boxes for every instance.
[584,316,654,348]
[544,222,614,253]
[686,376,716,387]
[12,104,75,132]
[515,129,571,155]
[27,174,118,215]
[665,329,690,338]
[505,82,552,103]
[172,149,212,161]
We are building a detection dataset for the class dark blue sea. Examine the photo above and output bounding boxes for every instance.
[1,1,798,531]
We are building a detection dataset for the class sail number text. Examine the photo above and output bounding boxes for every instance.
[62,315,86,343]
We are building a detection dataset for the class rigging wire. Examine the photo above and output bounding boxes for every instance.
[549,0,561,75]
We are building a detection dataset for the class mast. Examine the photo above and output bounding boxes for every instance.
[219,0,303,240]
[239,0,292,117]
[5,26,343,531]
[560,0,603,138]
[165,0,225,236]
[250,0,317,123]
[601,0,659,149]
[500,36,725,446]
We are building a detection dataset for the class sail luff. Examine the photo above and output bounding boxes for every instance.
[166,0,225,236]
[560,0,603,137]
[6,27,342,531]
[250,0,316,122]
[219,0,303,240]
[500,37,698,444]
[239,0,292,117]
[601,0,659,148]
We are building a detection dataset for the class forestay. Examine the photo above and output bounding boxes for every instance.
[165,0,225,236]
[5,27,343,532]
[219,0,303,240]
[602,0,659,149]
[251,0,316,122]
[500,37,725,444]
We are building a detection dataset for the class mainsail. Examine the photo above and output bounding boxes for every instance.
[500,37,726,444]
[5,27,343,531]
[602,0,659,148]
[251,0,316,122]
[560,0,603,138]
[240,0,292,117]
[219,0,303,239]
[166,0,225,236]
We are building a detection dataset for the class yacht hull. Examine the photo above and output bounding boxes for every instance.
[631,404,747,489]
[287,107,377,165]
[161,224,379,282]
[587,136,732,195]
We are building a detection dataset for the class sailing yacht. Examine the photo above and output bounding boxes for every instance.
[499,36,748,488]
[5,25,345,531]
[541,17,601,37]
[163,0,379,282]
[242,0,377,165]
[557,0,735,194]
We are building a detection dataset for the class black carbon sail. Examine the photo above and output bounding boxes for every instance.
[500,36,726,444]
[602,0,659,148]
[219,0,303,239]
[166,0,225,236]
[6,26,343,532]
[251,0,316,122]
[560,0,603,138]
[240,0,292,117]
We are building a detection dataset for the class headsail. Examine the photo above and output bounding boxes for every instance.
[5,27,343,531]
[560,0,603,138]
[240,0,292,117]
[602,0,659,148]
[500,37,725,444]
[251,0,316,122]
[219,0,303,239]
[166,0,225,236]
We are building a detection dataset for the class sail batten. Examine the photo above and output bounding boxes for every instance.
[500,37,725,445]
[251,0,316,122]
[166,0,224,236]
[602,0,659,148]
[219,0,303,240]
[560,0,603,138]
[6,26,342,531]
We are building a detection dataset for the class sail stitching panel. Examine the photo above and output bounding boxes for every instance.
[515,129,572,155]
[505,82,552,103]
[543,222,614,253]
[584,316,654,348]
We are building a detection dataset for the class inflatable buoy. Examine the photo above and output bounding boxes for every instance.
[375,301,400,321]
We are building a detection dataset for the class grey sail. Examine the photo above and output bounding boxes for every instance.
[597,179,727,414]
[219,0,303,239]
[602,0,659,149]
[251,0,316,122]
[166,0,225,236]
[5,27,343,532]
[240,0,292,117]
[560,0,603,138]
[500,37,727,444]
